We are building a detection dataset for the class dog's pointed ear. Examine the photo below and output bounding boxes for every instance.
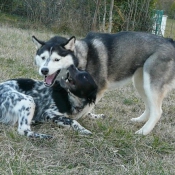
[32,36,45,49]
[64,36,76,51]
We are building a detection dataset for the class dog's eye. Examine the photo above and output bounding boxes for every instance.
[41,57,45,60]
[55,58,60,62]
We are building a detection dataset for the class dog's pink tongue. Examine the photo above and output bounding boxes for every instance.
[45,73,56,85]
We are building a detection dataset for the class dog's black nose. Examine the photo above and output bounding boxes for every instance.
[41,68,49,75]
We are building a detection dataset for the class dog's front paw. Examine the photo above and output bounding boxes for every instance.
[135,129,144,135]
[131,116,147,123]
[71,120,92,135]
[135,128,149,135]
[79,128,92,135]
[23,130,52,139]
[131,117,140,122]
[131,112,149,123]
[87,113,105,119]
[32,133,53,139]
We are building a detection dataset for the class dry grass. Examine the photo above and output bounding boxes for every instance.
[164,18,175,39]
[0,24,175,175]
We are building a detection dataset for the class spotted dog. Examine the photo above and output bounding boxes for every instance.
[0,65,97,138]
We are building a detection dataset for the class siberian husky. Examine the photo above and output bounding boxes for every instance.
[32,31,175,135]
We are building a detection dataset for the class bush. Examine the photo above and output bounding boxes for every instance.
[169,2,175,18]
[112,0,157,32]
[0,0,158,35]
[0,0,14,13]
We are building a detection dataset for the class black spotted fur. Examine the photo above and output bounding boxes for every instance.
[0,78,93,138]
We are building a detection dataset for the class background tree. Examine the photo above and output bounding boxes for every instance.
[156,0,175,17]
[0,0,164,35]
[108,0,114,33]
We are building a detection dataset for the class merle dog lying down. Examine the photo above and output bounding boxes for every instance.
[0,65,98,138]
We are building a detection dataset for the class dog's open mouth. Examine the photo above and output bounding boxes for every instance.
[44,70,60,87]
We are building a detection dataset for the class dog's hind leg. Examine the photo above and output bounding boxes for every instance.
[87,113,105,119]
[17,95,52,138]
[135,73,166,135]
[131,68,150,122]
[135,54,175,135]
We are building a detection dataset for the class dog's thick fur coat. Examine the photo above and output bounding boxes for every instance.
[33,31,175,135]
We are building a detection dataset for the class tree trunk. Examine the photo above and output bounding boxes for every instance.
[102,0,107,32]
[92,0,101,31]
[108,0,114,33]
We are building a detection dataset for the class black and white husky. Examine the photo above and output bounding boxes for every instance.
[33,32,175,135]
[0,65,97,138]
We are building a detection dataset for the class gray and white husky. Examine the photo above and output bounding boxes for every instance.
[32,31,175,135]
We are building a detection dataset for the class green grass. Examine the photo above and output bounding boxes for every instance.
[0,15,175,175]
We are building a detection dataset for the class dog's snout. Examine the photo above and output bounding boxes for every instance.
[41,68,49,75]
